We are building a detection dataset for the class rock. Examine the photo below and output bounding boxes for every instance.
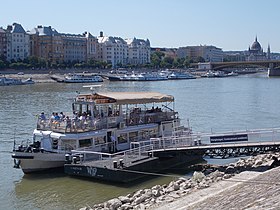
[133,193,150,205]
[223,174,233,179]
[173,182,180,191]
[106,198,122,210]
[152,185,162,190]
[225,165,236,174]
[118,195,131,204]
[192,171,206,183]
[168,191,181,199]
[79,207,92,210]
[152,189,162,197]
[133,189,145,198]
[254,159,263,166]
[119,203,133,210]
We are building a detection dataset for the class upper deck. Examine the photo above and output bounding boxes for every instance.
[36,92,178,133]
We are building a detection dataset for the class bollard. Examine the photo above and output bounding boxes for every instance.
[73,156,77,164]
[65,154,71,164]
[119,159,124,168]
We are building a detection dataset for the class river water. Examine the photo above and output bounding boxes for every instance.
[1,72,280,210]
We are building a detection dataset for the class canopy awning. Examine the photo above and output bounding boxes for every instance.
[77,92,174,105]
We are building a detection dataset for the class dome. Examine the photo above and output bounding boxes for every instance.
[251,37,261,51]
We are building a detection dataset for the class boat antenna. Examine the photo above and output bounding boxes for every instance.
[13,128,16,151]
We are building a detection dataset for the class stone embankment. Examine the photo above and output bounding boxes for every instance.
[80,153,279,210]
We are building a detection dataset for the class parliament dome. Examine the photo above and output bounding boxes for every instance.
[251,37,261,51]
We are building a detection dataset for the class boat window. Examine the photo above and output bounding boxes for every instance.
[149,128,158,138]
[79,138,92,147]
[61,139,76,150]
[118,133,128,144]
[94,136,105,145]
[139,130,148,140]
[129,131,138,142]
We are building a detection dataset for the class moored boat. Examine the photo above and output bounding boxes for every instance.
[12,91,189,173]
[51,73,103,83]
[167,72,196,80]
[0,76,35,86]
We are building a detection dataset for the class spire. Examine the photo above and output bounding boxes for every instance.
[255,35,258,42]
[267,43,271,60]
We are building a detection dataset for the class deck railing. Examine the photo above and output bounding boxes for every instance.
[68,134,197,168]
[36,110,176,133]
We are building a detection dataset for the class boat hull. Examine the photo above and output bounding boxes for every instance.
[64,151,204,183]
[12,151,66,173]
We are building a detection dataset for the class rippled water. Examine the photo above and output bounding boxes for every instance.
[1,72,280,209]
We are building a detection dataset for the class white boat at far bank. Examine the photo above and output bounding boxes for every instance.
[51,73,103,83]
[0,76,35,86]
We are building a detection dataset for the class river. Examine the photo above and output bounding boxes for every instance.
[1,72,280,210]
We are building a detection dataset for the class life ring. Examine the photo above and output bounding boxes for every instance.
[13,159,21,168]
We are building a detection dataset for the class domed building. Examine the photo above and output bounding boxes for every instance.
[246,36,270,61]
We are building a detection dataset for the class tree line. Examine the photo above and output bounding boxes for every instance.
[0,52,205,70]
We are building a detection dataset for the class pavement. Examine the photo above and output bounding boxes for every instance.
[154,167,280,210]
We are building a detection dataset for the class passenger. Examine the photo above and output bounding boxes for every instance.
[39,112,46,121]
[65,116,72,132]
[59,112,65,120]
[111,136,117,153]
[79,113,86,130]
[54,113,60,121]
[53,113,61,128]
[50,112,55,121]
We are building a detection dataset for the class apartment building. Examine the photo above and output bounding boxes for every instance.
[0,28,7,59]
[177,45,223,62]
[83,31,98,61]
[28,26,63,63]
[97,32,128,67]
[6,23,30,61]
[29,26,98,63]
[125,38,151,65]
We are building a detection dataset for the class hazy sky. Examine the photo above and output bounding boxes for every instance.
[1,0,279,52]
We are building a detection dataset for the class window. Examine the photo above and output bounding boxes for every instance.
[129,131,138,142]
[94,136,105,145]
[79,138,92,147]
[118,133,127,144]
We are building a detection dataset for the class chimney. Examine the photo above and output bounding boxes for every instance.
[100,31,103,37]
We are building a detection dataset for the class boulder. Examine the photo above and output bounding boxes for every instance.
[118,195,131,204]
[105,198,122,210]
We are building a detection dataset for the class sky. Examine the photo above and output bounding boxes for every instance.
[1,0,280,52]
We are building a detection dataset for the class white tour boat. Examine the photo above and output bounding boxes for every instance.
[64,73,103,83]
[61,73,103,83]
[12,91,189,173]
[0,76,35,86]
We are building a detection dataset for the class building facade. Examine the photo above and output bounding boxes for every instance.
[0,28,7,59]
[97,32,150,67]
[0,23,151,67]
[6,23,30,61]
[177,45,223,62]
[28,25,63,63]
[125,38,151,65]
[97,33,128,67]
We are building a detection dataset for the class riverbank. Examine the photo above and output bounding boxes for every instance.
[82,153,279,210]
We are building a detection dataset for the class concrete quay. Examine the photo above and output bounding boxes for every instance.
[155,167,280,210]
[84,153,280,210]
